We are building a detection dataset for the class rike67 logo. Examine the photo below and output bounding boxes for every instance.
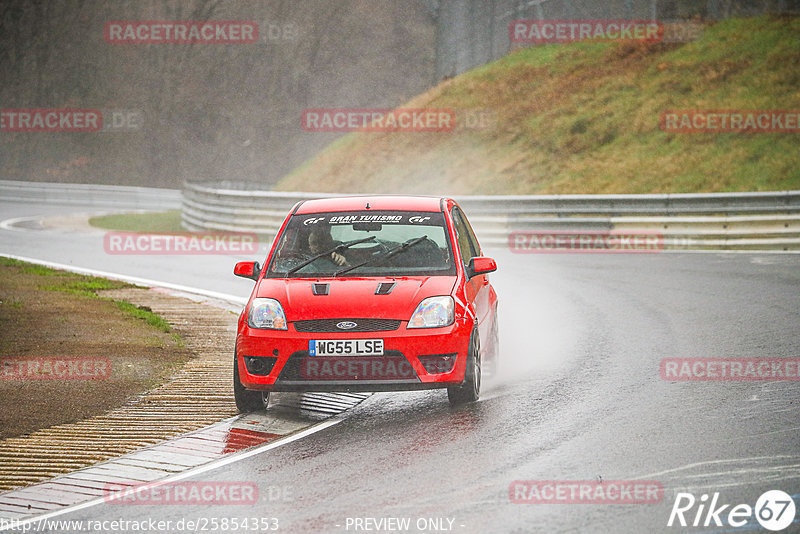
[668,490,796,531]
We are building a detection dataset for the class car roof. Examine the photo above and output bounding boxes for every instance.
[294,195,446,214]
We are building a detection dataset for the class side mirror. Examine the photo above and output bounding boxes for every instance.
[234,261,261,281]
[468,257,497,278]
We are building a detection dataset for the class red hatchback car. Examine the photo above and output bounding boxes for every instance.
[233,196,498,409]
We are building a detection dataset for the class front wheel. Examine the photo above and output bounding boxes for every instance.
[484,314,499,378]
[234,353,269,413]
[448,331,481,405]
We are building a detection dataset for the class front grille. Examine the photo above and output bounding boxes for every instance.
[278,350,416,381]
[292,318,402,333]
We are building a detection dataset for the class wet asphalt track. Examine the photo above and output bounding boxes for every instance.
[1,201,799,533]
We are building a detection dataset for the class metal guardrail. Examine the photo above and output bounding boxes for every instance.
[182,181,800,251]
[0,180,181,210]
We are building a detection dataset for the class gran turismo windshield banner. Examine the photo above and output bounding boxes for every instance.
[298,211,444,226]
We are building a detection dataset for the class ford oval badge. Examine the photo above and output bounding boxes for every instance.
[336,321,357,330]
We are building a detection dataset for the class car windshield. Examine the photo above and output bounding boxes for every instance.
[267,210,455,278]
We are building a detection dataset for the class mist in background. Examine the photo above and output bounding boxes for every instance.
[2,0,796,190]
[0,0,436,188]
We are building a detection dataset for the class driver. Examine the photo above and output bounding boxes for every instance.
[308,226,348,266]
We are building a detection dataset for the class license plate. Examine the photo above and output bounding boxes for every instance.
[309,339,384,356]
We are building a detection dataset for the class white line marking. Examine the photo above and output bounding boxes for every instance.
[0,254,355,529]
[0,211,158,233]
[0,253,247,305]
[0,215,44,232]
[636,455,800,479]
[0,417,342,531]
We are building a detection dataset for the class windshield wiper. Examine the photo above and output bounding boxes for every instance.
[285,236,377,277]
[334,235,428,277]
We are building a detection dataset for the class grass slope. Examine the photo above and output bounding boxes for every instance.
[276,16,800,195]
[88,210,183,233]
[0,257,187,438]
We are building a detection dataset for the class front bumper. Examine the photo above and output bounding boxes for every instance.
[236,318,473,392]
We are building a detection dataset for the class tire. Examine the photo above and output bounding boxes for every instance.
[448,330,481,405]
[234,353,270,413]
[484,314,499,378]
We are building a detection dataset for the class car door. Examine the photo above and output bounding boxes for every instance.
[451,206,491,344]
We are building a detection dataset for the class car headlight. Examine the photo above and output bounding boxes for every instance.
[248,298,287,330]
[408,296,454,329]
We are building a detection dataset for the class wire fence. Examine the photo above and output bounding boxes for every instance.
[432,0,800,80]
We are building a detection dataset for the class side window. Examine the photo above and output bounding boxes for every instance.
[451,207,478,265]
[460,209,482,258]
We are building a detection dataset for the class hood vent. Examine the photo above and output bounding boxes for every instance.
[312,283,329,296]
[375,282,396,295]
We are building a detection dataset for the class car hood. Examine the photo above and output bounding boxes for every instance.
[255,276,457,321]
